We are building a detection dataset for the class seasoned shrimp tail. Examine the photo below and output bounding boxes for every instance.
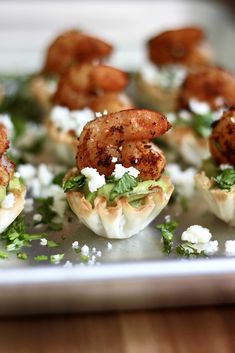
[209,106,235,166]
[89,93,134,114]
[43,30,113,75]
[178,67,235,110]
[148,26,213,67]
[77,109,171,179]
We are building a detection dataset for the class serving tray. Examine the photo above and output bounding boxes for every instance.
[0,0,235,315]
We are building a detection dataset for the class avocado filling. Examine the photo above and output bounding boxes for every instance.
[63,172,168,207]
[0,176,24,205]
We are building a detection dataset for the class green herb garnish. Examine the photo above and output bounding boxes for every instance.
[35,197,63,231]
[1,216,46,252]
[214,169,235,191]
[192,113,215,137]
[109,173,138,201]
[176,244,206,258]
[47,240,60,248]
[17,252,28,260]
[53,172,66,187]
[50,254,64,264]
[63,175,85,192]
[34,255,48,261]
[156,218,178,254]
[0,250,8,259]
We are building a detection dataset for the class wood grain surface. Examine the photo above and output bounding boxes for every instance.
[1,306,235,353]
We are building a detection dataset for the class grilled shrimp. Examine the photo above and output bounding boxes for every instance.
[89,93,134,114]
[178,67,235,111]
[43,30,113,75]
[209,106,235,166]
[148,27,213,68]
[0,125,14,187]
[77,109,171,180]
[53,63,128,110]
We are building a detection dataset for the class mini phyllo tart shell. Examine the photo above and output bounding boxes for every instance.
[0,185,26,233]
[66,172,174,239]
[195,171,235,226]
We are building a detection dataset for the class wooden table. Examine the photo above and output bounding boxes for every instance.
[1,306,235,353]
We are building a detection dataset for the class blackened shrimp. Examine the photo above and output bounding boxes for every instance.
[77,109,171,180]
[53,63,128,110]
[0,124,9,156]
[148,27,213,68]
[178,67,235,111]
[209,106,235,166]
[43,30,113,76]
[0,125,14,187]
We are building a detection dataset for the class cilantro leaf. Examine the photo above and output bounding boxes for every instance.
[52,172,66,187]
[17,252,28,260]
[34,255,48,261]
[47,240,60,248]
[156,219,178,254]
[50,254,64,264]
[192,113,215,138]
[109,173,138,201]
[0,250,8,259]
[214,169,235,191]
[63,175,85,192]
[176,244,206,258]
[35,197,63,231]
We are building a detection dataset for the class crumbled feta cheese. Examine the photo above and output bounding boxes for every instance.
[81,167,105,192]
[51,254,63,265]
[166,112,177,124]
[111,157,118,163]
[1,193,15,209]
[95,112,102,118]
[38,164,54,186]
[81,245,89,256]
[103,110,108,115]
[33,214,42,222]
[40,238,48,246]
[219,164,233,170]
[72,241,79,249]
[225,240,235,255]
[189,99,210,115]
[178,110,192,122]
[164,215,171,223]
[107,242,112,250]
[96,250,102,257]
[50,106,95,136]
[194,240,218,254]
[112,164,140,179]
[24,198,34,213]
[181,225,212,244]
[166,163,196,198]
[0,114,14,140]
[18,164,36,180]
[92,247,97,253]
[14,172,21,178]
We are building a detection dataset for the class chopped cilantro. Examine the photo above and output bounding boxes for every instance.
[0,250,8,259]
[156,218,178,254]
[52,172,66,187]
[34,255,48,261]
[109,173,138,201]
[35,197,63,231]
[63,175,85,192]
[17,252,28,260]
[47,240,60,248]
[50,254,64,264]
[176,244,206,258]
[214,169,235,191]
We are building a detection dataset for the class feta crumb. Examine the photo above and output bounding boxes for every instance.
[189,99,210,115]
[33,214,42,222]
[1,193,15,209]
[96,250,102,257]
[72,241,79,249]
[107,242,112,250]
[14,172,20,178]
[24,198,34,213]
[219,164,233,170]
[225,240,235,255]
[81,245,89,256]
[95,112,102,118]
[103,110,108,115]
[64,260,73,268]
[52,254,62,265]
[164,215,171,223]
[40,238,48,246]
[165,163,196,198]
[18,164,36,180]
[92,247,97,253]
[178,110,192,121]
[166,112,177,124]
[81,167,105,192]
[38,164,54,186]
[111,157,118,163]
[181,225,212,244]
[112,163,140,179]
[194,240,218,254]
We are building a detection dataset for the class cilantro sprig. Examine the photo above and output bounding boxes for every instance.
[35,197,63,231]
[63,175,85,192]
[156,219,178,254]
[214,168,235,191]
[176,244,206,258]
[109,173,138,201]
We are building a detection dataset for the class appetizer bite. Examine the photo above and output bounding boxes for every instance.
[135,26,213,112]
[46,63,133,164]
[165,67,235,166]
[0,124,25,233]
[195,106,235,226]
[30,29,113,111]
[63,109,174,239]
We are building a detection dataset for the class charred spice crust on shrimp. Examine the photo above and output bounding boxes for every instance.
[64,109,174,239]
